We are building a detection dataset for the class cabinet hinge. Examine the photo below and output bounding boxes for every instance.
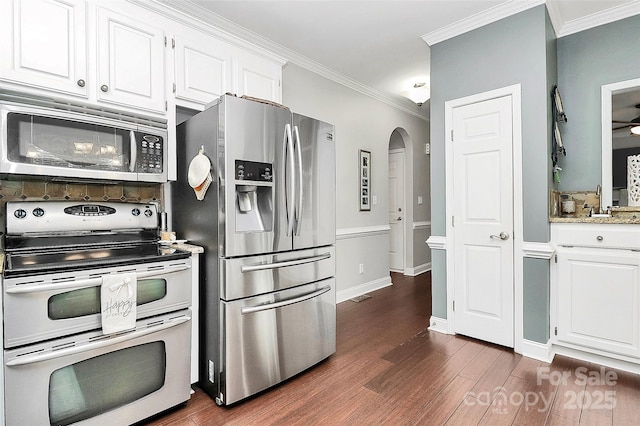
[451,216,455,227]
[172,38,175,49]
[452,300,455,312]
[164,36,167,47]
[554,327,557,336]
[173,83,176,93]
[165,101,168,111]
[451,130,454,141]
[554,254,557,263]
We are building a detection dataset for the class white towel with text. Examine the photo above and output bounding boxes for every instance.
[101,272,137,334]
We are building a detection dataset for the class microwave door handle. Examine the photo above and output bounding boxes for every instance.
[129,130,137,172]
[285,123,295,237]
[6,314,191,366]
[241,285,331,315]
[293,125,303,236]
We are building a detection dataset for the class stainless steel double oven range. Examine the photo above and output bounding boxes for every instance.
[2,201,193,425]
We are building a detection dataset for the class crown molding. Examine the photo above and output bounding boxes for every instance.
[554,1,640,38]
[130,0,429,122]
[421,0,545,46]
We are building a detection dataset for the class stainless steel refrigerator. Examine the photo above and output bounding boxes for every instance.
[172,95,336,405]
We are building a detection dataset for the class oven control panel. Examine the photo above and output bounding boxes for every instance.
[6,201,158,234]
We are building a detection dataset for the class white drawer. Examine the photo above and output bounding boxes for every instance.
[551,223,640,249]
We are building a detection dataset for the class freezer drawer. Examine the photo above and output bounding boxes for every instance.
[220,246,335,300]
[219,278,336,405]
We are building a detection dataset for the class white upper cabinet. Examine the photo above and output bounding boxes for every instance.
[96,6,165,113]
[173,31,232,108]
[234,51,282,103]
[0,0,88,97]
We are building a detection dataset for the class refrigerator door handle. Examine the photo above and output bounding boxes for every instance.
[293,125,304,236]
[285,123,296,237]
[240,285,331,315]
[240,252,332,273]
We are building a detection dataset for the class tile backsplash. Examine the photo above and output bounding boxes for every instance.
[550,190,601,218]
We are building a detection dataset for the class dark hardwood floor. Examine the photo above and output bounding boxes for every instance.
[144,272,640,425]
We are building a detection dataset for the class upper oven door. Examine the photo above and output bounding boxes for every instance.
[3,258,192,348]
[0,104,167,182]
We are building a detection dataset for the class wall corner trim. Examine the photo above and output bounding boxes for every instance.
[426,235,446,250]
[522,242,555,259]
[521,339,554,363]
[428,316,450,335]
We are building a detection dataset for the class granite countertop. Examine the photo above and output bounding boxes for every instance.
[165,242,204,254]
[549,216,640,224]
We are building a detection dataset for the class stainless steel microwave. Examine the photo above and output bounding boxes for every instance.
[0,103,168,182]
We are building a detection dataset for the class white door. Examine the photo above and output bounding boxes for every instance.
[0,0,87,97]
[389,150,405,272]
[96,6,165,113]
[452,95,514,347]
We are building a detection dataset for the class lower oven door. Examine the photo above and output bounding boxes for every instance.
[4,310,191,426]
[219,278,336,405]
[3,258,191,348]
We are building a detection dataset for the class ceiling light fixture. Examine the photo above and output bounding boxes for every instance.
[408,82,430,107]
[631,125,640,136]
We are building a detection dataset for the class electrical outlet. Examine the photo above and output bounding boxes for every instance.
[425,143,430,155]
[359,263,364,274]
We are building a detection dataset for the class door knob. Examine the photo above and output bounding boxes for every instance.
[490,232,509,240]
[397,217,402,221]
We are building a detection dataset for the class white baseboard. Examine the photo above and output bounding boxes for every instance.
[336,276,392,304]
[428,316,450,334]
[553,344,640,375]
[405,262,431,276]
[521,339,554,363]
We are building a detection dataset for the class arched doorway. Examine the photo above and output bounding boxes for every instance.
[388,128,412,273]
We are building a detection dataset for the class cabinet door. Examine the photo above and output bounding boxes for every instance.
[556,247,640,358]
[96,6,165,113]
[174,31,232,107]
[234,52,282,103]
[0,0,87,97]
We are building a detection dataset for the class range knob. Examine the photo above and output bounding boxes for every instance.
[144,209,153,217]
[33,208,45,218]
[131,208,141,217]
[14,209,27,219]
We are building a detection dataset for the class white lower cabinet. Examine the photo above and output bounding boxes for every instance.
[552,223,640,363]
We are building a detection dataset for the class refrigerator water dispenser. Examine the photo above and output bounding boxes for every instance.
[235,160,273,232]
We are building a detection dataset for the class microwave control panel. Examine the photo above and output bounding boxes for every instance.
[137,134,164,173]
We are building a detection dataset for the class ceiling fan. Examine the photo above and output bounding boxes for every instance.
[613,103,640,135]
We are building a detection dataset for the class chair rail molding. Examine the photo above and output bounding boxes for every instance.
[522,241,555,259]
[426,235,446,250]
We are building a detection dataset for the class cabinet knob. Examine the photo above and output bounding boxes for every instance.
[597,235,604,241]
[100,84,109,92]
[77,79,85,87]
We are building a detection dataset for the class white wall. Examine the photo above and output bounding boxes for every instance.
[282,63,430,301]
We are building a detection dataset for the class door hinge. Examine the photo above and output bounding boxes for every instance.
[452,300,455,312]
[554,327,557,336]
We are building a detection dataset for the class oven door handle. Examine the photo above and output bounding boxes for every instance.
[240,252,331,273]
[6,314,191,366]
[240,285,331,315]
[6,264,191,294]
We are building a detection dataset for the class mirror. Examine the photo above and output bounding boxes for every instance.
[601,78,640,208]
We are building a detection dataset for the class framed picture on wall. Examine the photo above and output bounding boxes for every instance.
[359,150,371,211]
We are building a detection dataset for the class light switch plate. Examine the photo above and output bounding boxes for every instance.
[418,196,423,205]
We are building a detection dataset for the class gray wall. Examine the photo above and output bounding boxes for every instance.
[557,15,640,192]
[429,6,554,343]
[282,63,431,298]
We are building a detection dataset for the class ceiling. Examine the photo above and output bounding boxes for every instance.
[168,0,640,116]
